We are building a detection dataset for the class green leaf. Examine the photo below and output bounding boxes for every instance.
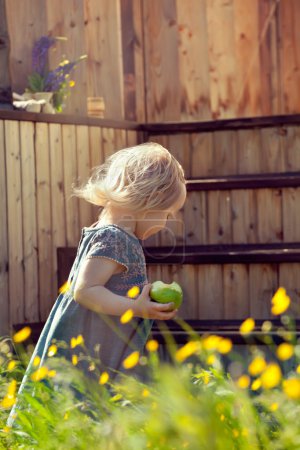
[27,73,45,93]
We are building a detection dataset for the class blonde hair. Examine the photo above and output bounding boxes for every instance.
[73,142,186,213]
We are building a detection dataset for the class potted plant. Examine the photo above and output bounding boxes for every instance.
[25,35,87,113]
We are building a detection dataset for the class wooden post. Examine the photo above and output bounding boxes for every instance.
[0,0,12,108]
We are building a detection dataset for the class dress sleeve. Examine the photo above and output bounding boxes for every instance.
[85,227,130,273]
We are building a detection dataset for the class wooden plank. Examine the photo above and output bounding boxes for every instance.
[0,0,11,99]
[237,128,262,174]
[166,134,191,178]
[234,0,261,117]
[284,126,300,171]
[183,191,207,245]
[35,123,52,321]
[76,125,93,229]
[279,263,300,318]
[206,0,237,119]
[143,0,180,121]
[207,191,232,244]
[197,265,223,320]
[5,0,47,93]
[46,0,87,115]
[102,127,116,159]
[278,0,300,114]
[20,121,38,322]
[176,0,211,121]
[190,132,214,177]
[5,120,24,324]
[256,188,283,243]
[62,124,80,246]
[89,126,104,222]
[282,188,300,242]
[126,129,138,147]
[132,0,146,122]
[249,264,278,319]
[114,128,127,151]
[260,127,284,172]
[49,123,66,305]
[231,190,257,244]
[84,0,124,119]
[166,264,197,319]
[212,130,238,176]
[223,264,249,319]
[0,120,9,335]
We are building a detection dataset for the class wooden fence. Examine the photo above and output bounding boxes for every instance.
[3,0,300,121]
[2,111,300,336]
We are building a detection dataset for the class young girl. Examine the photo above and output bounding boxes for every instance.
[7,141,187,426]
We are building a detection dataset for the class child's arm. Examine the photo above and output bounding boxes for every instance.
[73,257,178,320]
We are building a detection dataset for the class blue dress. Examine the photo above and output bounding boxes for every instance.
[7,223,154,427]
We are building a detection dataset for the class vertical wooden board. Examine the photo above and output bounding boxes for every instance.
[143,0,181,121]
[283,126,300,171]
[212,130,238,176]
[0,121,9,335]
[89,126,104,223]
[278,0,300,114]
[132,0,146,122]
[114,128,127,151]
[237,129,262,174]
[84,0,124,119]
[190,132,214,178]
[196,265,223,320]
[167,264,197,319]
[176,0,211,121]
[20,121,38,322]
[282,188,300,242]
[256,188,283,243]
[46,0,87,115]
[62,125,80,246]
[49,124,66,304]
[35,123,52,321]
[231,190,258,244]
[249,264,278,319]
[146,264,162,284]
[5,120,24,324]
[76,125,93,229]
[166,134,191,178]
[279,263,300,318]
[183,191,207,245]
[102,127,116,160]
[233,0,261,117]
[206,0,237,119]
[259,0,280,115]
[223,264,249,319]
[5,0,47,93]
[260,127,284,172]
[207,190,232,244]
[126,130,138,147]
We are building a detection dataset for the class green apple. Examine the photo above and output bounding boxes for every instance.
[150,281,183,309]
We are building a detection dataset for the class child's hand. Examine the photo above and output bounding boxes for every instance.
[133,283,178,320]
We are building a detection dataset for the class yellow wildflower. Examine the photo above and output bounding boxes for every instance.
[296,365,300,375]
[271,287,290,315]
[220,414,225,421]
[59,281,71,294]
[175,340,201,362]
[282,378,300,400]
[233,429,239,438]
[7,360,17,371]
[261,363,282,389]
[217,338,232,354]
[70,335,84,348]
[248,356,267,376]
[122,351,140,369]
[33,356,40,367]
[48,370,56,378]
[201,335,221,350]
[142,388,150,397]
[270,402,279,411]
[146,339,159,352]
[127,286,140,298]
[240,318,255,335]
[251,378,262,391]
[69,80,75,87]
[47,345,58,357]
[206,354,216,365]
[31,366,49,382]
[120,309,134,324]
[276,343,294,361]
[237,375,250,389]
[99,371,109,385]
[72,355,78,366]
[13,326,31,343]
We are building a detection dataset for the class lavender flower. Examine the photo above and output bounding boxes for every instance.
[32,36,56,76]
[44,60,78,92]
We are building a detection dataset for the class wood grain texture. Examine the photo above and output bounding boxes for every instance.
[197,265,223,319]
[249,264,278,319]
[223,264,249,319]
[279,263,300,317]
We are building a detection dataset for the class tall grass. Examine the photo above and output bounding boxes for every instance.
[1,287,300,450]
